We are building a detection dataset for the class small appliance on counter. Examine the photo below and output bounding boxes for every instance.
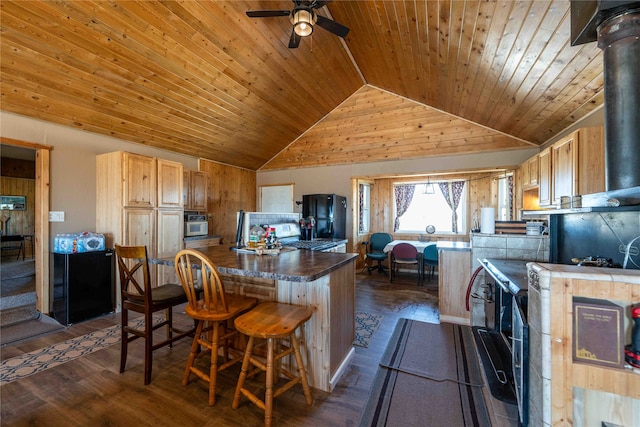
[184,214,208,237]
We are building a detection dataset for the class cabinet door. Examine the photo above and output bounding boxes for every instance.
[123,153,156,208]
[538,148,552,206]
[157,209,183,284]
[123,208,156,250]
[182,171,191,208]
[528,156,539,186]
[552,134,576,205]
[157,159,183,208]
[577,127,605,195]
[190,171,208,211]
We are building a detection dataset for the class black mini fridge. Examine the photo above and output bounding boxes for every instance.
[302,194,347,239]
[53,250,115,325]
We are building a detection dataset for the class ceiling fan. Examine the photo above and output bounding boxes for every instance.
[246,0,350,48]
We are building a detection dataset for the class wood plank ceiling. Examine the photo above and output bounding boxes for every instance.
[0,1,604,171]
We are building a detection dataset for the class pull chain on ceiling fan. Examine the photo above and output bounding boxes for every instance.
[246,0,349,49]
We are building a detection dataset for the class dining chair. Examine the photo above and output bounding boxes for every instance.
[422,244,439,283]
[390,242,419,284]
[174,249,258,406]
[364,232,393,274]
[232,301,314,427]
[114,244,194,385]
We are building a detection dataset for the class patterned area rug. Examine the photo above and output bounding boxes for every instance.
[353,311,383,348]
[358,319,490,426]
[0,318,149,385]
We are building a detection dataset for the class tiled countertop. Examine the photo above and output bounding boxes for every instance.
[150,244,358,282]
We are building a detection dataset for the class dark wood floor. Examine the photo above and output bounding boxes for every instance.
[0,270,440,427]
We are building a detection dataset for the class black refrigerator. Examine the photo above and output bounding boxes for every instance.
[302,194,347,239]
[53,250,115,325]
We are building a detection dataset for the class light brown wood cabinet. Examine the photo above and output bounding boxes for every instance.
[538,148,552,207]
[438,248,471,325]
[551,133,577,206]
[183,170,208,211]
[522,155,539,188]
[123,152,156,208]
[184,236,221,249]
[97,151,184,306]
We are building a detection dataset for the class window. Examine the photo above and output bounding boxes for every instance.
[394,181,466,234]
[358,182,371,234]
[496,173,514,220]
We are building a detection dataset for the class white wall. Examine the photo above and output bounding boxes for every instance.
[0,111,199,237]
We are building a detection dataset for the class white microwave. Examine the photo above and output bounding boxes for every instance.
[184,220,208,237]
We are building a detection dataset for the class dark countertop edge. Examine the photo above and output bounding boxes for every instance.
[217,254,357,282]
[150,252,359,282]
[436,241,471,252]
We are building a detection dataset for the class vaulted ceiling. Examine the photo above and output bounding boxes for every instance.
[0,1,604,171]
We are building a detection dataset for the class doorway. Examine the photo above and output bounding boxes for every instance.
[1,139,52,316]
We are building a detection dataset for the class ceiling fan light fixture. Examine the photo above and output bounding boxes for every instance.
[291,8,316,37]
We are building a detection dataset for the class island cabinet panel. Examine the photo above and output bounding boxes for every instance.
[276,260,356,392]
[438,249,471,325]
[220,274,276,302]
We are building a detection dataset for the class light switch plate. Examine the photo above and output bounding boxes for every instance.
[49,211,65,222]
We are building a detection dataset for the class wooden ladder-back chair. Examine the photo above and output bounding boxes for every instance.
[174,249,258,406]
[390,242,420,284]
[114,244,194,385]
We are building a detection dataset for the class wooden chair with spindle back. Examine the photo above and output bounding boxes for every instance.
[174,249,258,406]
[114,244,194,385]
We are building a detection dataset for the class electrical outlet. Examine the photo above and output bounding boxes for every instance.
[49,211,65,222]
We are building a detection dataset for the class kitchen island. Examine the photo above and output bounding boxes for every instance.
[152,245,358,393]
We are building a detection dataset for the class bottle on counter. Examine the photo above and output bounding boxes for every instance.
[248,224,265,248]
[265,227,277,249]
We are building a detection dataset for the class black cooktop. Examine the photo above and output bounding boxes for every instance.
[479,258,530,295]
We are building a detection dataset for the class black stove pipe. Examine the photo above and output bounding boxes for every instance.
[597,9,640,191]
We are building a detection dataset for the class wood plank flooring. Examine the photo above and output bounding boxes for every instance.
[0,271,442,426]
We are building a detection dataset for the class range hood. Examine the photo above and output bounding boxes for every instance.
[571,1,640,196]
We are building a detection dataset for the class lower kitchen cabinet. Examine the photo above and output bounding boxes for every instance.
[437,243,471,325]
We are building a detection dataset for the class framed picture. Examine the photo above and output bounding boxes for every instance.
[0,195,26,210]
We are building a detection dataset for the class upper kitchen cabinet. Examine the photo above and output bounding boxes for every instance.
[522,155,539,188]
[157,159,184,208]
[551,133,576,206]
[183,170,208,211]
[576,126,605,196]
[538,148,552,207]
[123,152,156,208]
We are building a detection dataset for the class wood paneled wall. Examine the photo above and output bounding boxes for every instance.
[0,175,36,237]
[199,160,256,246]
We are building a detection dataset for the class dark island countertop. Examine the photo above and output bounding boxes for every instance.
[151,244,358,282]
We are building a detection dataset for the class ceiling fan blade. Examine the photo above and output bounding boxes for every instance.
[315,15,349,38]
[246,10,291,18]
[288,29,301,48]
[314,1,331,8]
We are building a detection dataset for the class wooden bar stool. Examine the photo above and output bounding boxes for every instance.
[232,302,314,427]
[174,249,258,406]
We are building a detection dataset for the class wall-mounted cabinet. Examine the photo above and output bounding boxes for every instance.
[538,148,552,207]
[183,170,208,211]
[518,126,604,209]
[522,155,539,188]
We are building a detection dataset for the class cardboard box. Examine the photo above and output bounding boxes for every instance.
[573,297,625,369]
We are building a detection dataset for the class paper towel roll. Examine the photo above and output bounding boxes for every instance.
[480,207,495,234]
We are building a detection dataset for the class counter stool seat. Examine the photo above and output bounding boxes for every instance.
[232,302,314,427]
